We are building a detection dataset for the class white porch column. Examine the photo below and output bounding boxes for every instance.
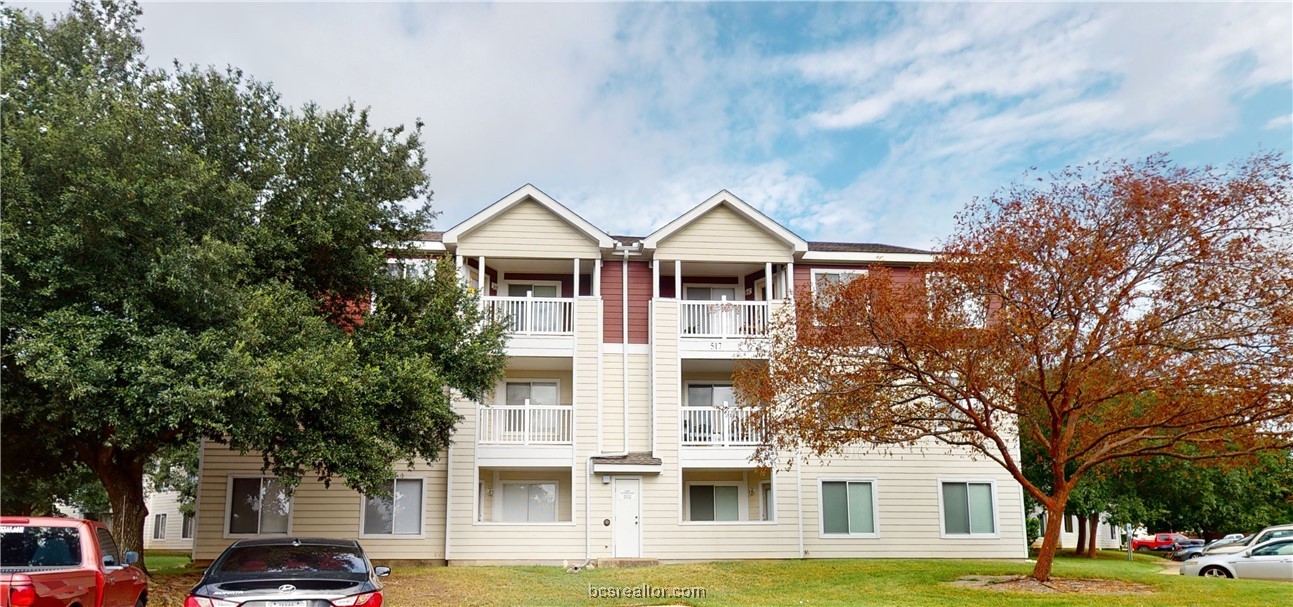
[593,259,602,296]
[477,256,486,293]
[651,260,660,299]
[455,254,464,285]
[573,257,581,297]
[765,262,774,301]
[674,259,682,299]
[787,261,795,297]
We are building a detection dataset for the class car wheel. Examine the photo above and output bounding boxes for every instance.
[1136,546,1150,552]
[1200,566,1233,579]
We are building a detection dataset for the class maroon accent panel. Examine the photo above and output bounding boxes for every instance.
[602,262,623,342]
[465,258,499,295]
[659,276,675,299]
[743,268,767,298]
[626,261,652,344]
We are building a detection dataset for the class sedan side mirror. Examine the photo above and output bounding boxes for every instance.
[374,566,391,578]
[124,551,140,565]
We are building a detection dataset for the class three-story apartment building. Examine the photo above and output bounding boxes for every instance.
[191,185,1028,565]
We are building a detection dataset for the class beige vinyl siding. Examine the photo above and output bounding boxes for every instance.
[799,443,1027,559]
[456,199,601,259]
[600,353,625,453]
[143,490,192,551]
[599,351,650,454]
[194,441,447,563]
[654,204,793,263]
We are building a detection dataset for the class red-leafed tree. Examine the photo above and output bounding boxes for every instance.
[735,153,1293,581]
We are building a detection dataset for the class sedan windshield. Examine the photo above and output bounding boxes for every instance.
[214,544,367,576]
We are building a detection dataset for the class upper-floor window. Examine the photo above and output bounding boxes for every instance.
[811,269,866,306]
[507,283,558,298]
[685,286,738,301]
[228,477,291,535]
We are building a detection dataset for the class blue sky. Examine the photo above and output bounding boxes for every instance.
[29,1,1293,247]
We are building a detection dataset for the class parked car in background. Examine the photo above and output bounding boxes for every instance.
[1202,523,1293,556]
[1219,533,1244,542]
[1132,532,1198,552]
[184,538,389,607]
[0,516,146,607]
[1172,535,1249,561]
[1181,537,1293,580]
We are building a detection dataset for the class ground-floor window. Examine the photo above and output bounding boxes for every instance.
[821,480,876,535]
[760,481,773,521]
[687,484,740,521]
[228,477,291,535]
[501,482,558,522]
[152,513,166,540]
[363,478,425,535]
[941,481,995,535]
[1064,514,1073,533]
[181,513,194,539]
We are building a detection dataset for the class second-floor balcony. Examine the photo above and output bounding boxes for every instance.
[679,300,769,338]
[478,402,574,445]
[483,295,574,335]
[681,405,763,446]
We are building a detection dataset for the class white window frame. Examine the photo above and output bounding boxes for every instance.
[497,378,563,406]
[223,475,293,538]
[681,283,744,302]
[936,478,1000,539]
[502,280,562,298]
[759,480,774,522]
[817,478,880,538]
[494,479,562,524]
[358,476,428,539]
[181,513,194,539]
[682,480,748,523]
[153,513,167,540]
[809,268,867,301]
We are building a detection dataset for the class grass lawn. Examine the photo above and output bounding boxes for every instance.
[144,550,194,575]
[150,551,1292,607]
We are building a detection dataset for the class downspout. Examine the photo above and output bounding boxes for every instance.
[796,448,805,559]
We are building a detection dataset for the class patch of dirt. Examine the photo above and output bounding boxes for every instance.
[147,571,203,607]
[948,575,1155,594]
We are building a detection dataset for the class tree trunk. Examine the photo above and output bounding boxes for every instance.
[79,443,150,574]
[1086,515,1099,557]
[1031,501,1066,581]
[1075,514,1086,556]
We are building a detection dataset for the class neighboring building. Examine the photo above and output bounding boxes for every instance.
[192,185,1029,565]
[1032,512,1128,551]
[142,489,195,551]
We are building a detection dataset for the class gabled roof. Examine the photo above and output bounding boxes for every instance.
[809,241,932,255]
[641,190,809,253]
[442,184,615,248]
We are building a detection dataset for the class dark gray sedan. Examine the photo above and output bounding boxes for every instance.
[184,538,390,607]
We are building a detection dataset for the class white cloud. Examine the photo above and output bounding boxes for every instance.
[1267,114,1293,131]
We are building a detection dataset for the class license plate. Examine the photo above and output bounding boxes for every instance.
[266,602,307,607]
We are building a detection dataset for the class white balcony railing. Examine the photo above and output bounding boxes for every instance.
[681,404,763,446]
[478,403,573,445]
[679,300,769,338]
[483,295,574,335]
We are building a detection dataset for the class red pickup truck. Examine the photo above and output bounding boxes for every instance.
[1131,532,1198,552]
[0,517,147,607]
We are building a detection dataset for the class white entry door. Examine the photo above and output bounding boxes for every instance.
[612,478,641,558]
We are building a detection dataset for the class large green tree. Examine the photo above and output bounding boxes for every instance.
[2,1,507,569]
